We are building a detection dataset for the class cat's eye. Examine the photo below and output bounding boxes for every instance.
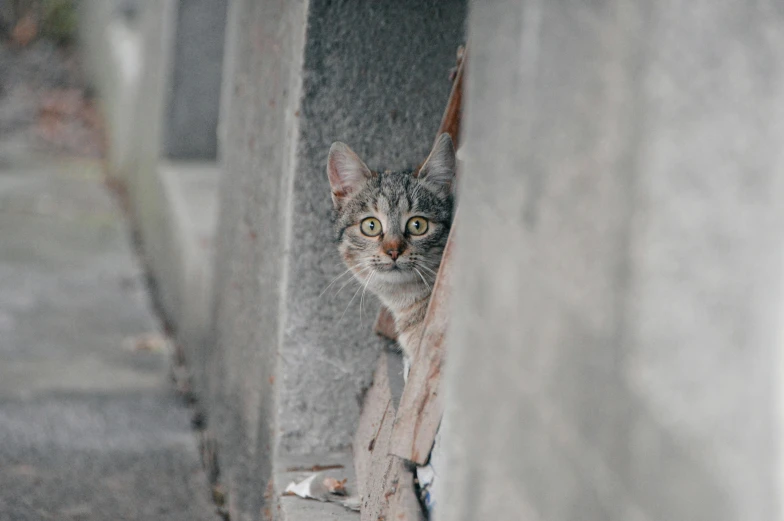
[360,217,382,237]
[406,217,429,236]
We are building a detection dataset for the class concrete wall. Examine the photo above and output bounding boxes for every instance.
[78,0,146,181]
[209,0,466,518]
[208,1,308,517]
[105,0,204,350]
[80,0,223,393]
[83,0,226,165]
[164,0,227,159]
[439,1,784,521]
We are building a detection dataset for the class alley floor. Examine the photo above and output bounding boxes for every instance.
[0,158,217,520]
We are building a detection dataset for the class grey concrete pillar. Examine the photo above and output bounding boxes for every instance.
[78,0,150,181]
[82,0,226,165]
[439,1,784,521]
[209,1,466,518]
[163,0,228,159]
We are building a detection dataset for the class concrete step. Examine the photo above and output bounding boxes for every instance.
[0,159,218,521]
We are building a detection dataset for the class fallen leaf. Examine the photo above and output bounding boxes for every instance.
[39,89,84,117]
[323,477,348,496]
[123,333,170,352]
[11,13,37,47]
[212,484,226,506]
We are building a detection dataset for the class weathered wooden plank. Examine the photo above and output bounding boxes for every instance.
[353,353,393,505]
[429,45,465,154]
[354,352,423,521]
[373,45,465,342]
[388,216,457,464]
[387,465,426,521]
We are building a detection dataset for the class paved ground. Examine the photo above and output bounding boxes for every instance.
[0,37,103,165]
[0,157,217,520]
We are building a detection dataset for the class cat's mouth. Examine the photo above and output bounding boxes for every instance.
[374,262,419,279]
[366,262,425,287]
[376,262,405,272]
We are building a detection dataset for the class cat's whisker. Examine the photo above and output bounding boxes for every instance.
[413,261,438,278]
[413,268,431,292]
[331,264,373,300]
[319,266,357,298]
[339,276,367,324]
[360,270,376,325]
[419,258,443,270]
[417,263,441,277]
[417,264,439,278]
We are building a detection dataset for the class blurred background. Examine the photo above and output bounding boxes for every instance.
[0,0,101,161]
[1,1,782,521]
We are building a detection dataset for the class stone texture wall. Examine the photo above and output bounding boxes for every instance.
[439,1,784,520]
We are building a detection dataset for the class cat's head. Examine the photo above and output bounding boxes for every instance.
[327,134,456,296]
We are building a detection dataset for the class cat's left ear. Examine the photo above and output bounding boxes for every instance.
[327,142,373,207]
[418,133,456,195]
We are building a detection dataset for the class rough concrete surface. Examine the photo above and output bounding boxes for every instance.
[440,1,784,521]
[164,0,227,160]
[0,159,217,521]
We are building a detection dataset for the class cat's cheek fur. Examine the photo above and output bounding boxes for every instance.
[340,249,370,280]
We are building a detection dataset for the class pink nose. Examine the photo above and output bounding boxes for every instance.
[387,249,400,260]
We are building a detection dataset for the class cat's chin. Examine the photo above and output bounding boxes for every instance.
[373,267,418,285]
[371,268,431,311]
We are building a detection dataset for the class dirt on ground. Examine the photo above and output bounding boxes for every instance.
[0,21,104,163]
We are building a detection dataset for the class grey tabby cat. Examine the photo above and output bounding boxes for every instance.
[326,133,456,359]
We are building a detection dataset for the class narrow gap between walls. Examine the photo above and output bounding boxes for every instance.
[104,175,230,521]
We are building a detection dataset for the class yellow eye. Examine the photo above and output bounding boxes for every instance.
[406,217,428,236]
[360,217,382,237]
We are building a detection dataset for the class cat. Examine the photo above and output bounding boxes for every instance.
[326,133,456,360]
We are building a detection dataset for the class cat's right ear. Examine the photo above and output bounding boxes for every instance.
[327,142,373,207]
[418,133,456,196]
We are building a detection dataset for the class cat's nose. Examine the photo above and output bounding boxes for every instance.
[383,239,403,261]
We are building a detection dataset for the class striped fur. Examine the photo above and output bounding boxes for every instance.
[327,135,456,358]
